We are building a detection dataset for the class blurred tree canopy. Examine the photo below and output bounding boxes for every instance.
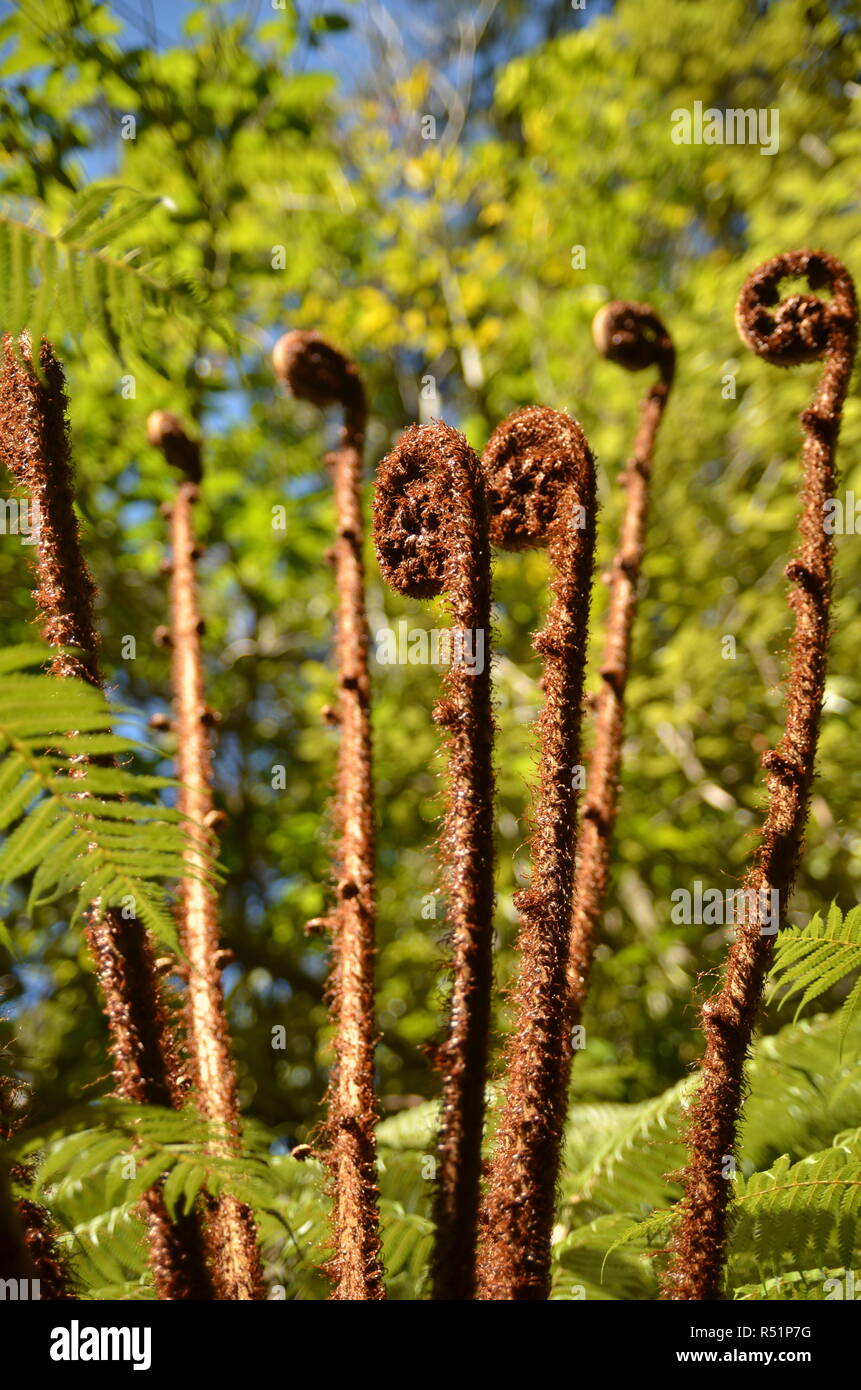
[1,0,861,1153]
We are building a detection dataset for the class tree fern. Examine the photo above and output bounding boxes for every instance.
[769,903,861,1045]
[14,1009,860,1301]
[0,644,212,951]
[571,1132,861,1303]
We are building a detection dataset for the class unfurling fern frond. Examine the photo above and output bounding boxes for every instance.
[0,184,231,373]
[0,645,215,951]
[769,903,861,1044]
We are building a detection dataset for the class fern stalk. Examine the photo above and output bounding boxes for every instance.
[1,1054,73,1296]
[663,250,858,1300]
[0,335,212,1299]
[272,332,383,1299]
[6,1168,76,1298]
[568,304,674,1024]
[0,1162,37,1289]
[374,419,496,1301]
[149,411,264,1301]
[476,408,597,1300]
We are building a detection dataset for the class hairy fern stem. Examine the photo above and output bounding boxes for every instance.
[568,303,674,1028]
[0,336,213,1300]
[476,407,597,1300]
[664,251,858,1300]
[149,410,265,1301]
[374,419,495,1301]
[273,332,384,1299]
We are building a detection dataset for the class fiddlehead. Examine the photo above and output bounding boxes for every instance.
[272,332,383,1300]
[476,406,597,1300]
[374,419,495,1301]
[664,250,857,1301]
[272,330,365,434]
[568,303,674,1023]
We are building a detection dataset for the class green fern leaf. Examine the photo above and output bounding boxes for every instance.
[0,647,216,950]
[769,903,861,1045]
[729,1130,861,1279]
[0,184,238,371]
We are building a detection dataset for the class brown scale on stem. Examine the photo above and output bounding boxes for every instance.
[475,407,597,1301]
[663,250,858,1301]
[374,419,495,1301]
[0,335,212,1300]
[272,331,383,1300]
[148,410,264,1301]
[568,304,674,1025]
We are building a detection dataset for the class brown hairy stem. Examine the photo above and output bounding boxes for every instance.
[0,336,212,1300]
[149,411,264,1301]
[374,419,495,1301]
[272,331,383,1300]
[0,1161,38,1290]
[8,1168,76,1299]
[476,407,597,1301]
[1,1061,73,1297]
[568,304,674,1023]
[663,250,858,1300]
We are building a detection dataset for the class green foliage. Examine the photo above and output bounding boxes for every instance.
[731,1131,861,1273]
[770,903,861,1045]
[6,1008,856,1299]
[565,1012,861,1301]
[0,645,208,951]
[0,184,233,374]
[6,1099,288,1299]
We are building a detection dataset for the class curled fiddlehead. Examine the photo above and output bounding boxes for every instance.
[568,303,674,1025]
[374,419,495,1301]
[273,330,365,430]
[148,410,264,1301]
[273,331,383,1300]
[476,406,597,1300]
[664,251,858,1300]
